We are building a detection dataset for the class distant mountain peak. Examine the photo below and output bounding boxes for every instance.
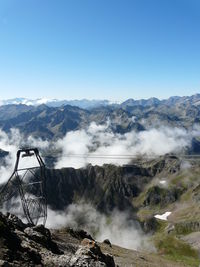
[0,98,110,109]
[1,94,200,109]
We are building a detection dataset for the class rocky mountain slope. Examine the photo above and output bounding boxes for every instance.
[39,156,200,266]
[1,155,200,266]
[0,104,142,138]
[0,212,193,267]
[45,162,152,212]
[41,155,193,213]
[0,212,115,266]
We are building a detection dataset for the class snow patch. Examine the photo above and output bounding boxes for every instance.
[159,180,166,185]
[154,211,171,221]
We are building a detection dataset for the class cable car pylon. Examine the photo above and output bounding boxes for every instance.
[0,148,47,226]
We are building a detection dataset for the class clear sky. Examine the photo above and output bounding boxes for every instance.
[0,0,200,101]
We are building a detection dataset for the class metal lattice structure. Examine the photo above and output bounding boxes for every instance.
[0,148,47,226]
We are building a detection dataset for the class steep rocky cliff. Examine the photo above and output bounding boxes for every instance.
[45,163,152,212]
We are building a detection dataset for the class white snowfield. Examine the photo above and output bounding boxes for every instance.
[159,180,166,184]
[154,211,171,221]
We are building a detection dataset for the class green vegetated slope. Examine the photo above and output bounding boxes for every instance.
[133,156,200,266]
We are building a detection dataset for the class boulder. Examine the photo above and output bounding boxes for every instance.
[103,239,112,247]
[70,238,115,267]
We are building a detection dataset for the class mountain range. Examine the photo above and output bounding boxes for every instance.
[0,94,200,142]
[0,98,111,109]
[1,94,200,109]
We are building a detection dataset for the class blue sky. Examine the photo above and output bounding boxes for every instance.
[0,0,200,101]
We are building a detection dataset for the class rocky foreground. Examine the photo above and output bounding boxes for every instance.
[0,212,192,267]
[0,212,115,267]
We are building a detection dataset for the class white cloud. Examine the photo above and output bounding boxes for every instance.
[1,200,153,251]
[46,203,153,251]
[0,122,199,180]
[54,123,196,168]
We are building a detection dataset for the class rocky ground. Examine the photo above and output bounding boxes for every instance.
[0,212,115,267]
[53,228,191,267]
[0,211,196,267]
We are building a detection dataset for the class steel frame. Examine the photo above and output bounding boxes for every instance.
[0,148,47,226]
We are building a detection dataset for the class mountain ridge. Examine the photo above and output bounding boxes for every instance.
[1,93,200,109]
[0,94,200,141]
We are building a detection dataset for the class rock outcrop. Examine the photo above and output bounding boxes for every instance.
[45,163,152,212]
[143,185,185,207]
[70,238,115,267]
[0,212,115,267]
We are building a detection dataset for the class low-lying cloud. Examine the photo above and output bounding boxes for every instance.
[1,198,152,251]
[55,122,200,168]
[45,203,153,251]
[0,123,199,184]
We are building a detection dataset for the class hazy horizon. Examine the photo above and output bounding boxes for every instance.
[0,92,200,103]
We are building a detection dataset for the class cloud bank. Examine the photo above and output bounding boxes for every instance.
[47,203,153,251]
[1,197,152,251]
[0,122,199,184]
[55,122,200,168]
